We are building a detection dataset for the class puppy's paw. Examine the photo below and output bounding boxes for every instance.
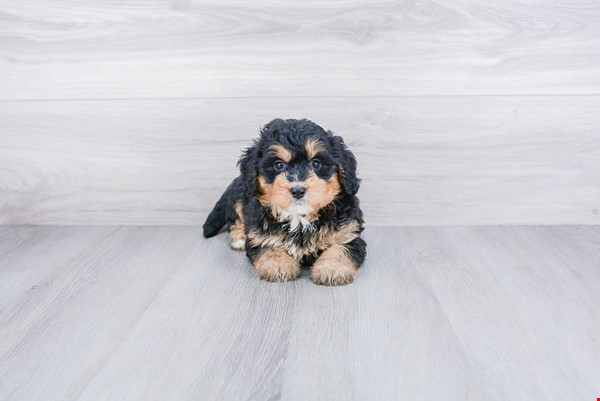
[229,202,246,251]
[228,233,246,251]
[310,245,357,286]
[310,259,356,286]
[254,248,300,282]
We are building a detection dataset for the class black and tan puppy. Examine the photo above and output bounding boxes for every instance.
[203,118,366,286]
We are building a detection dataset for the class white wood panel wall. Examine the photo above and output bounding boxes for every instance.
[1,0,599,225]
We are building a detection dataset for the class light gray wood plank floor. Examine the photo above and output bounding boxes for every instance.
[0,225,598,401]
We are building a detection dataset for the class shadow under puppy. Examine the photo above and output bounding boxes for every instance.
[203,118,366,286]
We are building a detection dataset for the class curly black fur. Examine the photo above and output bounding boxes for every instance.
[203,118,366,282]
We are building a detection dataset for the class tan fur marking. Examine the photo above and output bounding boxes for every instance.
[228,202,246,250]
[256,164,340,225]
[310,244,357,286]
[253,247,301,282]
[305,137,327,159]
[248,220,360,261]
[257,175,293,219]
[248,230,287,250]
[304,171,341,219]
[268,144,292,163]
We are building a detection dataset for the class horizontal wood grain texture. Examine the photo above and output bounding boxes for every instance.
[0,225,599,400]
[1,0,600,99]
[1,96,599,225]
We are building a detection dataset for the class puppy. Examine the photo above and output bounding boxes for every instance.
[203,118,366,286]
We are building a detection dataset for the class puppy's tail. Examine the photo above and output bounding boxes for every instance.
[203,184,232,238]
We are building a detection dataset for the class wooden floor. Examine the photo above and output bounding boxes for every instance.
[0,225,598,401]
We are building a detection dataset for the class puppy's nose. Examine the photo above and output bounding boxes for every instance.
[290,185,306,199]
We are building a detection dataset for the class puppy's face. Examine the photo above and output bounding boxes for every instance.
[239,119,359,228]
[257,137,341,223]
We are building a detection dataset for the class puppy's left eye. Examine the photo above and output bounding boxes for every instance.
[311,159,322,170]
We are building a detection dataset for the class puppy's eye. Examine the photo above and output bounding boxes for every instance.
[273,160,287,172]
[311,159,322,170]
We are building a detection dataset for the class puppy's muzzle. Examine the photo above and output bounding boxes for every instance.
[290,185,306,199]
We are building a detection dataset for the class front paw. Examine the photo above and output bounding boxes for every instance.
[254,248,301,282]
[228,235,246,251]
[310,257,357,286]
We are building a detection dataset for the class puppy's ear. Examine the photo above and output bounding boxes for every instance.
[237,140,261,197]
[330,134,360,196]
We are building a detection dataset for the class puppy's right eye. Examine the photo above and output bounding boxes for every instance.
[273,160,287,172]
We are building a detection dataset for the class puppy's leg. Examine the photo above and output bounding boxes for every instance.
[228,202,246,251]
[252,247,301,282]
[311,237,366,286]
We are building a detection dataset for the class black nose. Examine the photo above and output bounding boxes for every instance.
[290,185,306,199]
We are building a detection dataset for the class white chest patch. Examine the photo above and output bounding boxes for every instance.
[279,202,317,234]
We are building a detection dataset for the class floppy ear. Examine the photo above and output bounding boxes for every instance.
[331,134,360,196]
[237,140,261,197]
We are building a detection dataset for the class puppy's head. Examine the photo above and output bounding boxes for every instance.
[239,119,359,227]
